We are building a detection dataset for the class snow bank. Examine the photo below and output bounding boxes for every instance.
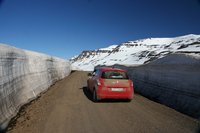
[127,53,200,118]
[0,44,71,130]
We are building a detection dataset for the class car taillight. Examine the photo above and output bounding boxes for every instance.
[129,80,134,90]
[97,79,101,86]
[131,81,133,87]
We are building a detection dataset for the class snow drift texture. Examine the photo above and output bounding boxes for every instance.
[118,53,200,118]
[0,44,71,129]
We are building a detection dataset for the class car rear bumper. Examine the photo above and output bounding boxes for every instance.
[97,87,133,100]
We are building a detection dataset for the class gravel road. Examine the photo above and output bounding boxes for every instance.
[6,71,199,133]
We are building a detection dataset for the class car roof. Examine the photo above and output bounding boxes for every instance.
[96,67,126,72]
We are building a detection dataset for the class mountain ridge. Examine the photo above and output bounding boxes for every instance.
[71,34,200,71]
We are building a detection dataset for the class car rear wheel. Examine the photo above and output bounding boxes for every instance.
[86,80,89,91]
[126,99,132,102]
[93,90,98,102]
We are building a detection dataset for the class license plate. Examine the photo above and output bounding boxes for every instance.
[111,88,124,92]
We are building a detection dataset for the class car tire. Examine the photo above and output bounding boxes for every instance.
[86,80,89,91]
[93,90,98,102]
[126,99,132,102]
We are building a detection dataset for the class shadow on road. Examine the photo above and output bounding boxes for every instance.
[81,87,93,101]
[80,86,131,103]
[198,119,200,133]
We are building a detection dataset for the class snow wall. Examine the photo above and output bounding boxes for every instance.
[127,54,200,118]
[102,53,200,118]
[0,44,71,130]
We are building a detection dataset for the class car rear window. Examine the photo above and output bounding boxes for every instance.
[101,71,129,79]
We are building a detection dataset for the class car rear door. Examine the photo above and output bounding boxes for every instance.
[88,69,99,92]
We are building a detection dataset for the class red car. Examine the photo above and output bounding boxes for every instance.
[87,67,134,102]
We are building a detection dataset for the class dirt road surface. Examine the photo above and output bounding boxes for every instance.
[6,71,199,133]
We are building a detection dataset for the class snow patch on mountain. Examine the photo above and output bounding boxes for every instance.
[71,34,200,71]
[99,45,118,51]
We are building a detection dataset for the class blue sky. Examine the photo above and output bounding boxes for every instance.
[0,0,200,59]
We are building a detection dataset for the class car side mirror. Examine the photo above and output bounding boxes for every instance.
[88,73,92,77]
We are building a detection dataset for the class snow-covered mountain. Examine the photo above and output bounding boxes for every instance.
[71,34,200,71]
